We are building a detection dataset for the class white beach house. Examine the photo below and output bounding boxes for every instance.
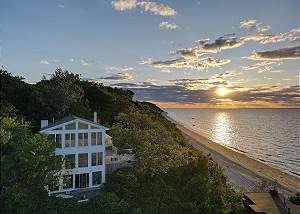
[39,112,108,194]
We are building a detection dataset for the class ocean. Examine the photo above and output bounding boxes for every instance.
[165,108,300,177]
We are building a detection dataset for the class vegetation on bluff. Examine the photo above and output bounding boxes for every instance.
[1,68,244,213]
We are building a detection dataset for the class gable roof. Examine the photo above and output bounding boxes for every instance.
[40,115,109,131]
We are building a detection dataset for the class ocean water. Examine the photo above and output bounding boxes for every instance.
[165,108,300,176]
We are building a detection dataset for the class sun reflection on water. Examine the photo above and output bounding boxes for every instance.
[212,112,232,146]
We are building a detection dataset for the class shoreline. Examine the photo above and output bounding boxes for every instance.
[165,115,300,195]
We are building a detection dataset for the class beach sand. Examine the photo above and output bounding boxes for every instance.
[166,115,300,196]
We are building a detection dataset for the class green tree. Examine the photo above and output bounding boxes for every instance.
[0,117,62,213]
[110,112,175,150]
[36,68,87,119]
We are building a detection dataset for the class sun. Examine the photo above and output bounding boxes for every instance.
[216,87,230,97]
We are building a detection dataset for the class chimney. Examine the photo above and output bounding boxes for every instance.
[93,112,97,123]
[41,120,48,128]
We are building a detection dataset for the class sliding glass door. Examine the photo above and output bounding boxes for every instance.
[75,173,89,189]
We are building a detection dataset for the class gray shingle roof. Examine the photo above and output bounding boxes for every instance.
[40,115,109,131]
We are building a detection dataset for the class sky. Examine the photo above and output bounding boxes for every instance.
[1,0,300,108]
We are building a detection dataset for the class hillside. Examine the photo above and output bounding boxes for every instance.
[0,68,244,213]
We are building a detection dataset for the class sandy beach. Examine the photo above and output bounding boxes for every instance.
[166,115,300,196]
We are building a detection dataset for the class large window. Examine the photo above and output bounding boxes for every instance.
[91,132,102,145]
[92,171,102,186]
[63,175,73,189]
[91,152,102,166]
[65,154,75,169]
[65,133,75,147]
[49,134,62,148]
[78,133,88,147]
[78,153,88,168]
[75,173,89,189]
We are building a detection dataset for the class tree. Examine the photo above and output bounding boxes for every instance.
[36,68,86,119]
[110,112,175,150]
[0,117,62,213]
[135,143,199,176]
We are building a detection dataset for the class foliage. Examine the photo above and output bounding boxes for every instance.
[110,111,175,149]
[0,117,62,213]
[135,143,199,176]
[36,68,87,119]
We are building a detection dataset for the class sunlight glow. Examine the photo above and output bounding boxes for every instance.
[212,112,232,146]
[216,87,230,97]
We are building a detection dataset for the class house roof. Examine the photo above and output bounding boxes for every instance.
[40,115,109,131]
[243,192,288,214]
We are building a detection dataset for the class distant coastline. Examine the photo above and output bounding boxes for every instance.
[165,114,300,195]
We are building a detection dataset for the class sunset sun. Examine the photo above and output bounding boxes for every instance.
[216,87,230,96]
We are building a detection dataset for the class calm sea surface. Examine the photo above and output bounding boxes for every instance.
[165,108,300,176]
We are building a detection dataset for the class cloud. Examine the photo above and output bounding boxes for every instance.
[112,0,137,11]
[240,19,257,31]
[105,66,134,73]
[141,22,300,73]
[69,58,74,62]
[170,48,200,60]
[159,21,178,30]
[93,73,133,81]
[57,4,65,8]
[137,1,177,16]
[291,28,300,33]
[245,45,300,61]
[152,56,230,71]
[152,58,189,69]
[243,33,294,44]
[79,59,94,66]
[138,58,152,64]
[200,57,231,68]
[240,19,271,32]
[195,34,245,53]
[169,72,236,90]
[40,60,50,65]
[111,0,177,16]
[241,61,276,73]
[112,81,300,107]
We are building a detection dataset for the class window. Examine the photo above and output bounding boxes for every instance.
[78,122,88,129]
[65,122,76,130]
[65,133,75,147]
[55,134,62,148]
[65,154,75,169]
[91,126,98,129]
[63,175,73,189]
[92,171,102,186]
[53,127,62,130]
[78,153,88,167]
[78,133,88,147]
[75,173,89,189]
[49,134,62,148]
[91,132,102,145]
[91,152,102,166]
